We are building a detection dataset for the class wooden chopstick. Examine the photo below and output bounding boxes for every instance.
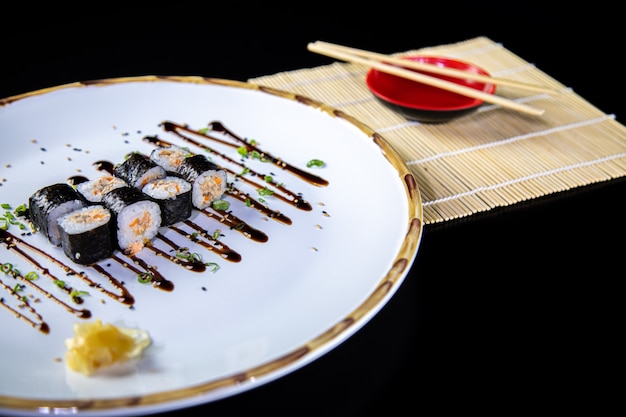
[312,41,560,95]
[307,41,547,117]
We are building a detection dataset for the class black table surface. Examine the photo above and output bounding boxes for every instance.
[2,5,621,416]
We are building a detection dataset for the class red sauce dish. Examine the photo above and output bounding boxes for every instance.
[366,55,496,123]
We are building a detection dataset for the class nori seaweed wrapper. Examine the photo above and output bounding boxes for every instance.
[114,153,165,189]
[58,206,115,265]
[101,185,162,252]
[142,177,192,226]
[28,183,86,245]
[101,186,150,215]
[176,154,221,182]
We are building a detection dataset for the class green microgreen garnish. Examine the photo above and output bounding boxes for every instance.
[307,159,325,168]
[137,272,153,284]
[258,187,274,197]
[176,251,203,263]
[70,290,89,302]
[24,271,39,281]
[212,199,230,211]
[1,203,31,231]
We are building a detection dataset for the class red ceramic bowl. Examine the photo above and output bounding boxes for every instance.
[366,56,496,123]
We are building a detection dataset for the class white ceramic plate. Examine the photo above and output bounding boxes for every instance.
[0,76,423,416]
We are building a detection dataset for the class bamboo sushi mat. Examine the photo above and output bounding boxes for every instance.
[249,36,626,225]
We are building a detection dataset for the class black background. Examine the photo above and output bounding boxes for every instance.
[1,3,622,416]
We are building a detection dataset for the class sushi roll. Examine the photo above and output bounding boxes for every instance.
[176,154,227,210]
[142,176,192,226]
[75,175,127,204]
[101,186,162,255]
[114,153,165,190]
[57,205,115,265]
[149,145,189,173]
[29,183,86,246]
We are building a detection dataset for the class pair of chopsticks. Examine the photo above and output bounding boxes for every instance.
[307,41,558,117]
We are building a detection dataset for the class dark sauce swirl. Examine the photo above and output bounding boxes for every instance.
[4,119,326,334]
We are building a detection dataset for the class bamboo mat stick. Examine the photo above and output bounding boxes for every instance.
[307,42,546,117]
[312,41,560,95]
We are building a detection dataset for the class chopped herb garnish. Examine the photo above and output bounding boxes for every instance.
[70,290,89,302]
[206,262,219,272]
[1,203,31,231]
[24,271,39,281]
[212,199,230,211]
[307,159,325,168]
[54,279,66,288]
[137,272,153,284]
[176,251,202,263]
[14,204,27,216]
[258,187,274,196]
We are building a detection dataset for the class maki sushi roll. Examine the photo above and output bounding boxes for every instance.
[101,186,162,255]
[176,154,227,210]
[57,205,115,265]
[75,175,127,204]
[149,145,189,173]
[29,183,86,246]
[142,176,192,226]
[114,153,165,190]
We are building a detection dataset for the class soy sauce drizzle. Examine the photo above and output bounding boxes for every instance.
[88,263,135,305]
[112,253,174,292]
[1,274,50,334]
[225,187,292,225]
[149,233,209,270]
[2,228,133,305]
[1,229,91,320]
[165,226,241,263]
[163,120,329,187]
[148,124,314,211]
[200,208,268,243]
[180,220,242,262]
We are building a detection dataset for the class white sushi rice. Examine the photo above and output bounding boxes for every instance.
[142,176,191,200]
[150,146,188,173]
[57,205,111,234]
[46,200,87,245]
[115,200,162,252]
[130,165,166,190]
[192,170,228,209]
[76,176,127,203]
